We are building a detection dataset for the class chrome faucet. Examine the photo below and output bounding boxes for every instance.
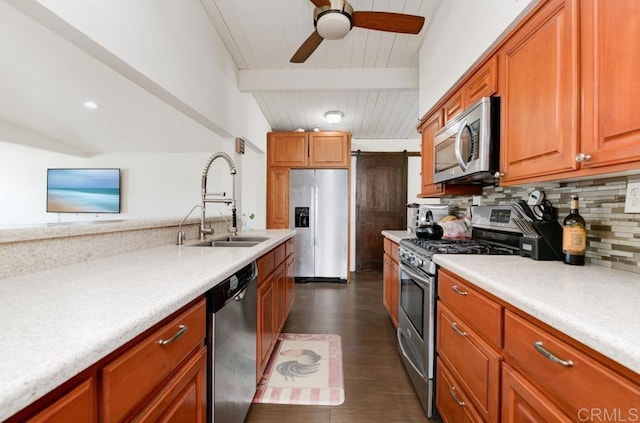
[200,152,237,239]
[176,204,202,245]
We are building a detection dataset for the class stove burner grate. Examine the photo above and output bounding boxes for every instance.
[403,238,519,256]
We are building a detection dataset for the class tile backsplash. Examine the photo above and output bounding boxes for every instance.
[445,175,640,274]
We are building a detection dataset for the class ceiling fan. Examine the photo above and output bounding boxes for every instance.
[290,0,425,63]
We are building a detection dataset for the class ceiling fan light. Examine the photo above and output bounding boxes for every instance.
[316,12,352,40]
[324,111,343,124]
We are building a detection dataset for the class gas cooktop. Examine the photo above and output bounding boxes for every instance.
[401,238,519,256]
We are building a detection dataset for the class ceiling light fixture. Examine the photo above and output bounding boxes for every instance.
[82,100,100,110]
[324,111,343,124]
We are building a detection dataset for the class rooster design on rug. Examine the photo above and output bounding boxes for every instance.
[276,348,322,381]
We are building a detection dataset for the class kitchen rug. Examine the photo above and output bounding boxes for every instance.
[253,333,345,406]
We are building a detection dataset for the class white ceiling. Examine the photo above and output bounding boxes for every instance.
[0,0,439,156]
[202,0,440,138]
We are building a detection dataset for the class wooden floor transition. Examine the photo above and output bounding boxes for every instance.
[245,271,439,423]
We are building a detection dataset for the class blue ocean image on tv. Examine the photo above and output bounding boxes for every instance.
[47,169,121,213]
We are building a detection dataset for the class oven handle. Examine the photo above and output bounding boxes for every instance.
[397,329,427,382]
[399,263,433,289]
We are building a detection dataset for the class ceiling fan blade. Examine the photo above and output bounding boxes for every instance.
[290,31,324,63]
[352,11,425,34]
[309,0,331,7]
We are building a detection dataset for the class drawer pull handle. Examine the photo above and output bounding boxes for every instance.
[533,341,574,367]
[451,285,468,296]
[448,386,465,406]
[451,322,468,337]
[158,324,188,346]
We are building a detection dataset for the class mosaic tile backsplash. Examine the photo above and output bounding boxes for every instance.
[445,175,640,274]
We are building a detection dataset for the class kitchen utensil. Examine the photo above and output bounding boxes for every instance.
[527,190,545,206]
[513,199,537,221]
[532,199,556,221]
[513,217,538,238]
[415,210,444,240]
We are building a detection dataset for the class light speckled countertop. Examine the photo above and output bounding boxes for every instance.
[433,255,640,375]
[381,230,640,377]
[0,229,294,421]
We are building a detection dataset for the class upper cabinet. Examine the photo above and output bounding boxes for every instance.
[497,0,640,185]
[498,0,579,184]
[267,131,351,168]
[579,0,640,169]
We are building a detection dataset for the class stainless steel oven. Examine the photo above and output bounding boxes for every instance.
[397,249,436,418]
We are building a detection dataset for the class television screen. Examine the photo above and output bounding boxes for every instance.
[47,168,121,213]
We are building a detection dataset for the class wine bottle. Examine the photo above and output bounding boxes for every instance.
[562,194,586,265]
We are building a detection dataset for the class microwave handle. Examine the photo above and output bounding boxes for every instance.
[454,119,469,171]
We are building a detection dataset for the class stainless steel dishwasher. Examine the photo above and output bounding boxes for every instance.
[207,261,257,423]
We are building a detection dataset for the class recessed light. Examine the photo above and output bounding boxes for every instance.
[82,101,100,110]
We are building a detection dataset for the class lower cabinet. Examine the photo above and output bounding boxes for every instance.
[257,239,295,380]
[382,238,399,327]
[26,378,96,423]
[436,268,640,423]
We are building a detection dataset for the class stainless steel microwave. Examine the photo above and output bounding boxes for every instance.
[433,96,500,184]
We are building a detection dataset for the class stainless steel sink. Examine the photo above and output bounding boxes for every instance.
[191,236,269,248]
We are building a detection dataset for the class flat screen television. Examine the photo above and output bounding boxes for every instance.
[47,168,121,213]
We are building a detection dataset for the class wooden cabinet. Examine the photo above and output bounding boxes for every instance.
[256,240,295,379]
[501,363,573,423]
[267,131,350,168]
[102,299,206,422]
[579,0,640,171]
[26,378,96,423]
[436,269,503,423]
[418,111,482,198]
[464,57,498,108]
[267,168,289,229]
[436,360,484,423]
[382,238,399,327]
[498,0,579,184]
[503,310,640,419]
[134,347,207,423]
[266,131,350,228]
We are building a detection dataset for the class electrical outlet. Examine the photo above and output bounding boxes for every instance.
[624,181,640,213]
[472,195,483,206]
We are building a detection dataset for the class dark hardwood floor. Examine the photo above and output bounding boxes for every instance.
[246,272,439,423]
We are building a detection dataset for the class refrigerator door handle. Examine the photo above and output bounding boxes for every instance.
[313,183,319,246]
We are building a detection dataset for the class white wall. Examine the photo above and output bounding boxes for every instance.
[0,141,265,227]
[0,0,270,227]
[419,0,538,115]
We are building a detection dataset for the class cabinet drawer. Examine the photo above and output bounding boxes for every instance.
[438,269,502,346]
[101,300,206,422]
[436,359,483,423]
[285,238,295,257]
[27,378,96,423]
[504,311,640,416]
[258,249,275,282]
[274,242,286,267]
[383,238,399,263]
[437,303,501,423]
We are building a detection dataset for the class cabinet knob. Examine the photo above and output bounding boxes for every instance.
[575,153,592,162]
[493,171,504,178]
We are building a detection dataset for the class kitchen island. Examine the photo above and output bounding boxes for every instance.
[0,228,295,421]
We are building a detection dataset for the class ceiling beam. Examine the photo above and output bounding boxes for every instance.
[238,68,418,92]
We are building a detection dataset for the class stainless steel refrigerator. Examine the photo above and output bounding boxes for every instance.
[289,169,348,282]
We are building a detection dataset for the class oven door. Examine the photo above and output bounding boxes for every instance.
[397,261,436,417]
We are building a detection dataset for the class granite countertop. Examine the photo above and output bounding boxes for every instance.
[433,255,640,376]
[0,229,295,421]
[381,230,414,244]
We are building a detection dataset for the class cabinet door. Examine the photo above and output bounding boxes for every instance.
[580,0,640,168]
[257,274,276,378]
[267,132,308,167]
[437,303,501,423]
[27,378,96,423]
[420,111,444,196]
[382,253,397,327]
[135,347,207,423]
[436,360,484,423]
[285,254,295,317]
[498,0,579,183]
[464,56,498,106]
[308,132,350,167]
[274,262,287,333]
[443,91,464,123]
[267,168,289,229]
[502,364,573,423]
